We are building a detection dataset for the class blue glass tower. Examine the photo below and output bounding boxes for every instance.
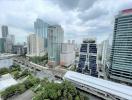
[77,38,98,77]
[34,18,49,48]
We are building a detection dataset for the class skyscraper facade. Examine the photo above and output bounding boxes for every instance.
[60,42,75,67]
[1,25,8,38]
[47,25,64,66]
[27,34,37,56]
[98,39,111,79]
[77,38,98,77]
[6,35,15,53]
[0,38,6,53]
[109,9,132,84]
[27,33,45,56]
[34,18,49,48]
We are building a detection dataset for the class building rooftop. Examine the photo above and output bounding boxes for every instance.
[122,8,132,14]
[64,71,132,100]
[0,73,18,91]
[83,38,96,43]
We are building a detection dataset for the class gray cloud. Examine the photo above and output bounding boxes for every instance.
[51,0,79,10]
[0,0,132,44]
[78,7,108,22]
[50,0,97,11]
[78,0,98,11]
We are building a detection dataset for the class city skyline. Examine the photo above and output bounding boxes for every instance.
[0,0,132,43]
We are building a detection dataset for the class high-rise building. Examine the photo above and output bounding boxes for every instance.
[5,35,15,53]
[77,38,98,77]
[60,42,75,67]
[109,8,132,84]
[101,39,111,65]
[27,34,37,56]
[1,25,8,38]
[47,25,64,66]
[98,39,111,79]
[34,18,49,48]
[27,34,45,56]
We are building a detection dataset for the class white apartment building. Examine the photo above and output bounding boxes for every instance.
[60,42,75,67]
[27,34,45,56]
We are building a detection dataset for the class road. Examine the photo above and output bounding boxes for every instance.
[8,90,34,100]
[13,57,66,79]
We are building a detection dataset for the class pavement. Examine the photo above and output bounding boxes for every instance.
[7,90,34,100]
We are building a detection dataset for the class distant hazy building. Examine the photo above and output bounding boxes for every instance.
[1,25,8,38]
[12,45,24,55]
[60,42,75,67]
[98,39,111,79]
[0,26,15,53]
[77,38,98,77]
[34,18,49,48]
[109,8,132,84]
[47,25,64,66]
[101,39,111,65]
[0,38,6,53]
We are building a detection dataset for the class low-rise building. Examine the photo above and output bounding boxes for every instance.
[0,73,18,91]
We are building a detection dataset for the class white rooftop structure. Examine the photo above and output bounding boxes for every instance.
[0,73,18,91]
[64,71,132,100]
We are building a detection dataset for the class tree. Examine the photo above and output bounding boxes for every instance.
[0,67,9,75]
[10,65,21,72]
[13,71,20,79]
[33,80,84,100]
[1,83,26,100]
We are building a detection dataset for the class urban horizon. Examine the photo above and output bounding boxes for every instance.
[0,0,132,44]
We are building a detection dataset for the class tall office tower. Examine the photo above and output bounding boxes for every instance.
[1,25,8,38]
[27,34,37,56]
[48,25,64,66]
[27,34,44,56]
[60,42,75,67]
[77,38,98,77]
[34,18,49,48]
[5,35,15,53]
[109,9,132,84]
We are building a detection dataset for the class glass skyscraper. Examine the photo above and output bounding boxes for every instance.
[109,9,132,84]
[47,25,64,66]
[77,38,98,77]
[34,18,49,48]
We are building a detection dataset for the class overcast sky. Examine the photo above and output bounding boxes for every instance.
[0,0,132,44]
